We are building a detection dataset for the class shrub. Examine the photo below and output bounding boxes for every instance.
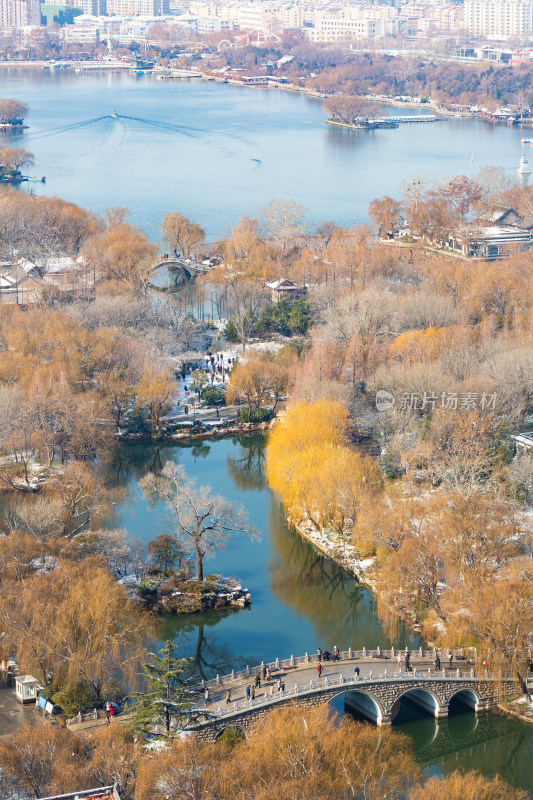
[239,407,272,423]
[224,318,239,342]
[137,578,158,598]
[201,386,225,406]
[354,538,376,558]
[52,680,97,718]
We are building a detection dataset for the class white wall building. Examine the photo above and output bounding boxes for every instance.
[107,0,161,16]
[464,0,533,37]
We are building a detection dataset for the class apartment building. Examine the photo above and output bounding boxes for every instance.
[306,15,386,40]
[464,0,533,37]
[63,21,98,38]
[0,0,40,25]
[106,0,161,13]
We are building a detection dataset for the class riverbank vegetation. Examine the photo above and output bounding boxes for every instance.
[262,177,533,693]
[0,706,528,800]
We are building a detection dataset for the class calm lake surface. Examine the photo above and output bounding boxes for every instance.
[0,70,527,241]
[109,435,533,795]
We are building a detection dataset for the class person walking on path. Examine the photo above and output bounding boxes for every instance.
[354,666,360,679]
[448,652,453,668]
[205,688,210,704]
[105,702,110,724]
[405,652,411,672]
[317,662,323,678]
[277,678,282,692]
[246,685,251,701]
[333,646,340,662]
[269,684,274,696]
[226,689,231,704]
[251,686,255,701]
[255,674,261,688]
[317,648,322,662]
[109,703,114,720]
[262,665,267,681]
[397,654,402,671]
[435,654,441,670]
[266,666,271,681]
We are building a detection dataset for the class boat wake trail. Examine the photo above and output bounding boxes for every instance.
[117,114,200,138]
[27,116,111,142]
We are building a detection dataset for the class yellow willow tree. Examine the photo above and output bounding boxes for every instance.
[0,557,150,696]
[136,364,175,437]
[266,400,381,535]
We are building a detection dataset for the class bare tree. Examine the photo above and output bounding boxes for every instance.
[139,462,258,581]
[259,199,307,256]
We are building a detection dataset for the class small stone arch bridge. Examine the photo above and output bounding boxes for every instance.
[153,259,209,279]
[192,650,517,741]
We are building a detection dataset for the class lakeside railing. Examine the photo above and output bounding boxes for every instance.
[200,667,515,721]
[199,646,477,689]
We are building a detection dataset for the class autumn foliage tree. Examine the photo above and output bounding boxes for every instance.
[0,557,149,695]
[266,399,381,534]
[161,211,205,260]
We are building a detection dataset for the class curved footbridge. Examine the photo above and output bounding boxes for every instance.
[153,259,209,279]
[192,648,518,741]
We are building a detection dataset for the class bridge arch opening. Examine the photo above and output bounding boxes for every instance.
[391,687,444,723]
[448,688,481,714]
[332,690,386,726]
[214,725,247,745]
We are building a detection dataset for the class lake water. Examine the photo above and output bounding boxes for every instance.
[108,435,533,795]
[0,69,527,241]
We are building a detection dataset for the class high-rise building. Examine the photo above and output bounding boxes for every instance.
[106,0,160,13]
[464,0,533,36]
[0,0,39,25]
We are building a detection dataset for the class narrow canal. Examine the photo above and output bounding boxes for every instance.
[108,434,533,794]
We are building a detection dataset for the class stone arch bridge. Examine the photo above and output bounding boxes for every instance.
[192,649,518,742]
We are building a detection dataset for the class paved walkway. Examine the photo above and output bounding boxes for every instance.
[0,687,38,736]
[200,654,472,715]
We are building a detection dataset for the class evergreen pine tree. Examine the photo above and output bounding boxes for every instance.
[130,640,209,738]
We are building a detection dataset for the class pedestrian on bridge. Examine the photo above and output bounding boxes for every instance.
[246,685,251,701]
[405,652,411,671]
[317,647,322,662]
[251,686,255,701]
[448,651,453,668]
[317,662,323,678]
[397,654,402,671]
[354,666,360,679]
[262,665,267,681]
[266,666,271,681]
[333,646,340,661]
[205,688,210,703]
[277,678,282,692]
[435,654,441,670]
[255,674,261,688]
[226,689,231,704]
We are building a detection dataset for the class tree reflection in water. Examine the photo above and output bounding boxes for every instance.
[159,609,250,681]
[267,500,416,650]
[226,435,266,492]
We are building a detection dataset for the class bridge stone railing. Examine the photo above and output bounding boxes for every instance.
[193,671,517,740]
[202,668,511,720]
[199,646,478,690]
